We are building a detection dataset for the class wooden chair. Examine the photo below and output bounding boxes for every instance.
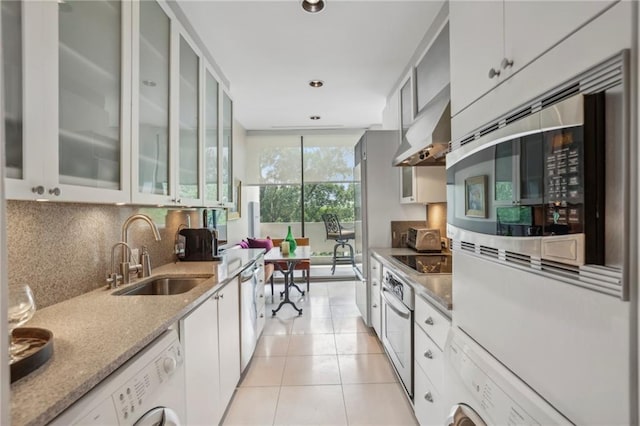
[270,237,310,296]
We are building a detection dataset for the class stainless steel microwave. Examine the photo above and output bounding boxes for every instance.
[446,93,610,267]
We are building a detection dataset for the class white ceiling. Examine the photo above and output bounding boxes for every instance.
[178,0,444,131]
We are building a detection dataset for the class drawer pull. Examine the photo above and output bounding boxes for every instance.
[424,317,434,326]
[424,392,434,403]
[424,350,433,359]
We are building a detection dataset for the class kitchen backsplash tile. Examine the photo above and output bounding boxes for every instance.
[6,201,196,308]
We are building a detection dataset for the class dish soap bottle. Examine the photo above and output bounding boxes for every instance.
[285,226,297,252]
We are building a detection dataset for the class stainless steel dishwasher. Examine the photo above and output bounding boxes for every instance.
[240,256,266,372]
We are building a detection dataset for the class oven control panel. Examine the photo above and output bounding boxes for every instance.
[382,267,414,310]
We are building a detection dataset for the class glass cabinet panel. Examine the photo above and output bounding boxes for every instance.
[59,0,121,189]
[221,92,233,203]
[2,0,23,179]
[400,78,412,146]
[138,0,170,195]
[401,167,413,199]
[204,71,218,203]
[178,36,199,200]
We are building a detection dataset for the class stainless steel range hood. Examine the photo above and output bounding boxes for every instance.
[392,87,450,167]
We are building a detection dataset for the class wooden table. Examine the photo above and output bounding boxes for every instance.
[264,246,311,316]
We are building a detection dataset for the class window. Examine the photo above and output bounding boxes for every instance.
[246,132,362,262]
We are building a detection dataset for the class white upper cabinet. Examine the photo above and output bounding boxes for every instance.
[450,0,615,117]
[220,92,233,207]
[132,0,172,205]
[2,0,24,182]
[203,69,220,206]
[449,0,503,117]
[176,34,202,206]
[5,0,232,206]
[6,0,131,202]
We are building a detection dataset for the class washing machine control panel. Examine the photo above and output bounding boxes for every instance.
[112,341,184,423]
[449,340,539,425]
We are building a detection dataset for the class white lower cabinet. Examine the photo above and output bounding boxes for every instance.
[414,363,446,426]
[181,278,240,425]
[217,279,241,409]
[413,294,450,425]
[370,255,382,336]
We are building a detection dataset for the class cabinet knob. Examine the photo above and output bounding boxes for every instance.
[373,304,378,308]
[48,187,61,196]
[259,294,264,298]
[219,293,224,299]
[259,313,264,318]
[501,57,514,69]
[424,350,433,359]
[171,198,181,204]
[31,186,45,195]
[424,392,434,403]
[424,317,434,326]
[372,282,377,286]
[488,67,501,79]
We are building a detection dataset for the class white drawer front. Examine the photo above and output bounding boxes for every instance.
[415,295,450,350]
[370,291,381,337]
[414,327,444,393]
[414,363,446,426]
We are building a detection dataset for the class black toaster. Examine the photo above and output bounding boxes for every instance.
[178,228,222,261]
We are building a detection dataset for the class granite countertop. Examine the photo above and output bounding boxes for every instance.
[10,248,264,426]
[370,247,452,315]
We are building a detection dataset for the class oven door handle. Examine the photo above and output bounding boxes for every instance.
[381,288,411,319]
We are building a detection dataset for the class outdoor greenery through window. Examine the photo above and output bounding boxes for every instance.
[246,132,363,261]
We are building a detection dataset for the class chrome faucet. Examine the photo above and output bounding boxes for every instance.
[121,214,162,278]
[107,242,140,289]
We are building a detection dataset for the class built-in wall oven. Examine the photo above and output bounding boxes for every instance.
[380,266,414,399]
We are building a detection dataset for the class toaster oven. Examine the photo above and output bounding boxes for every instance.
[406,228,441,252]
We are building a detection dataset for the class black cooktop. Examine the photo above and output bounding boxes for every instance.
[392,254,452,274]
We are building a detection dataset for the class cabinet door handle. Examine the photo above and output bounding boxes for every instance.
[259,313,264,318]
[372,282,377,286]
[31,186,45,195]
[424,316,434,326]
[488,67,500,79]
[219,293,224,299]
[424,392,434,403]
[424,350,433,359]
[48,187,61,196]
[501,57,514,69]
[372,304,378,308]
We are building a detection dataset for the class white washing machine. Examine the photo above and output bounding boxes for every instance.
[51,330,186,425]
[444,328,571,426]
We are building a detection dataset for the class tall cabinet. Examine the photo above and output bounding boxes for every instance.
[3,0,234,207]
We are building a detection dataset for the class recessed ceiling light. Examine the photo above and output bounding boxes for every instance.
[309,80,324,88]
[310,115,321,120]
[302,0,325,13]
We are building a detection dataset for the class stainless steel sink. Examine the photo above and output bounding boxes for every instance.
[113,276,211,296]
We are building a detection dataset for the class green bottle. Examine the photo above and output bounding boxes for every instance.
[285,225,297,252]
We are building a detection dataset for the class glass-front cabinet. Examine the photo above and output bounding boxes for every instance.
[203,70,219,205]
[5,0,131,202]
[221,92,233,206]
[2,0,23,181]
[177,35,201,205]
[3,0,233,205]
[133,0,171,204]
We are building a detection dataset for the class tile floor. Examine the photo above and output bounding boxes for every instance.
[222,280,418,426]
